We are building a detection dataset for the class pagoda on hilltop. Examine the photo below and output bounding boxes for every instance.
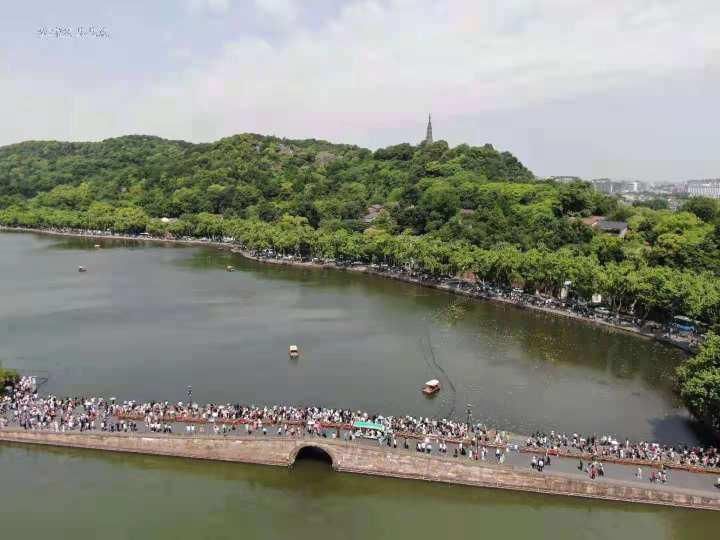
[424,113,433,144]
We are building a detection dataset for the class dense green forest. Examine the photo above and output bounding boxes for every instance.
[1,132,720,428]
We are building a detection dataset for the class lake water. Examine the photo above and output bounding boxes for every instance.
[1,231,717,539]
[2,443,719,540]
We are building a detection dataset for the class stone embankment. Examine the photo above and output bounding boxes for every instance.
[2,430,719,511]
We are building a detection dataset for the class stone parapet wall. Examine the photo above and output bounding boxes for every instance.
[328,441,720,510]
[2,430,719,511]
[0,430,293,466]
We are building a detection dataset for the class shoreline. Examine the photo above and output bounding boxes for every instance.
[0,225,695,353]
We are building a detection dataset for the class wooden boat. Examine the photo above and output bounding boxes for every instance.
[78,266,87,273]
[288,345,300,358]
[422,379,441,395]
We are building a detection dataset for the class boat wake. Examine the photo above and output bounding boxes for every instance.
[419,327,458,419]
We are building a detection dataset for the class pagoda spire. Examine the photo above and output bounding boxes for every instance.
[425,113,433,144]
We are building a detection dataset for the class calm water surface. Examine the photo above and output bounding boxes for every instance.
[0,232,696,442]
[2,444,718,540]
[1,231,715,539]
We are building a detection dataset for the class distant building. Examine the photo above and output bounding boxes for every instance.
[646,182,673,194]
[596,220,628,238]
[686,179,720,199]
[362,204,385,224]
[619,193,641,203]
[667,197,683,211]
[591,179,644,194]
[592,179,616,194]
[670,183,688,194]
[581,215,605,228]
[425,114,433,144]
[580,215,628,237]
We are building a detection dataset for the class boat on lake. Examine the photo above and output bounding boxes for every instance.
[422,379,440,395]
[226,265,235,272]
[78,266,87,273]
[288,345,300,358]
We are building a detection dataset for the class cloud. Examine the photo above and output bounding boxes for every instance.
[143,0,719,138]
[1,0,719,178]
[253,0,299,27]
[186,0,232,15]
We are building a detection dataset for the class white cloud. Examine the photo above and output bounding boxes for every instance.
[2,0,719,178]
[145,0,719,139]
[253,0,299,27]
[186,0,232,15]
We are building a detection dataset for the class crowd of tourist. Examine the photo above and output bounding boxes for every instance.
[0,377,140,433]
[525,430,720,470]
[2,376,719,479]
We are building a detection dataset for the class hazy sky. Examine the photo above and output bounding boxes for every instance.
[1,0,718,181]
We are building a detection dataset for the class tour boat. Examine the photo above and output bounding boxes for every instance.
[422,379,441,395]
[78,266,87,273]
[288,345,300,358]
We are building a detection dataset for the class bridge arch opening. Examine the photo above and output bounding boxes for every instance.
[292,446,335,468]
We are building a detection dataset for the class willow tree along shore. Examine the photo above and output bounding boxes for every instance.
[0,365,19,387]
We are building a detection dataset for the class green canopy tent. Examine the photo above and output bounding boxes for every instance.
[352,420,385,432]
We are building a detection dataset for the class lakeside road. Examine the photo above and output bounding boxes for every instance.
[0,226,696,353]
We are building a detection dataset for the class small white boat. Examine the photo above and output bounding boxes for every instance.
[422,379,441,395]
[226,265,235,272]
[78,266,87,273]
[288,345,300,358]
[94,244,101,249]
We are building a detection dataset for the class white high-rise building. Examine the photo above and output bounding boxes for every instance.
[686,179,720,199]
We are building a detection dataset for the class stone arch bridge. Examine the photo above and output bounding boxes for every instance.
[1,429,719,511]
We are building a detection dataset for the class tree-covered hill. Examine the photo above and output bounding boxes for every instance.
[2,133,720,328]
[0,134,535,224]
[0,133,566,242]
